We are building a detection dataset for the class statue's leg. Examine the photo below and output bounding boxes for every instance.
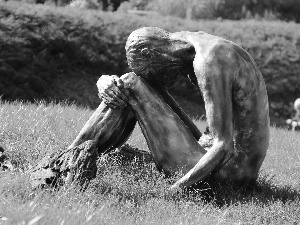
[68,102,137,153]
[146,80,202,141]
[30,102,137,188]
[120,73,207,175]
[30,72,206,189]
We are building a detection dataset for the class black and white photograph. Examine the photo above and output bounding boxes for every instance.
[0,0,300,224]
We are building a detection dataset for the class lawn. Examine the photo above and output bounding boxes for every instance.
[0,100,299,224]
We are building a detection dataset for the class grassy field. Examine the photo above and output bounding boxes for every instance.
[0,100,300,224]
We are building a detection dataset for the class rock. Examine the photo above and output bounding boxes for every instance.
[106,144,153,163]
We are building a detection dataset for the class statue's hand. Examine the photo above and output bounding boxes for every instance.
[97,75,129,109]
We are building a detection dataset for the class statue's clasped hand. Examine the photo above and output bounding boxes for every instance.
[97,75,129,110]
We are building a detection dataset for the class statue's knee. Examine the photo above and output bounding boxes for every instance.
[120,72,141,90]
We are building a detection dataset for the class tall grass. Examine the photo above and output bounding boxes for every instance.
[0,100,300,224]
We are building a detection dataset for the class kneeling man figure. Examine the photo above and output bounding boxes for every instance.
[59,27,270,189]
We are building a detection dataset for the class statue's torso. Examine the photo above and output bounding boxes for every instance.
[187,32,270,182]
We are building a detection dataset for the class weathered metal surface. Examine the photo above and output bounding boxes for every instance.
[30,140,98,189]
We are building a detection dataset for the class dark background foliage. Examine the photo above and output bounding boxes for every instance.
[0,1,300,126]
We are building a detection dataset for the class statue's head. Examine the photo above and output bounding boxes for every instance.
[126,27,185,87]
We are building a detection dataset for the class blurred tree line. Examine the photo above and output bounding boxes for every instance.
[116,0,300,22]
[33,0,300,22]
[1,1,299,124]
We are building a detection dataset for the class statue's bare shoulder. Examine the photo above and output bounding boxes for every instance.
[187,32,268,116]
[181,31,270,182]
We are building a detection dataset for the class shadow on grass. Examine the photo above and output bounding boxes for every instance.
[94,147,300,207]
[173,174,300,207]
[88,151,300,208]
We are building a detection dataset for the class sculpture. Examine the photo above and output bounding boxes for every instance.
[286,98,300,131]
[30,27,270,190]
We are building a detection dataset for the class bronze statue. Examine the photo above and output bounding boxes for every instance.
[31,27,270,190]
[286,98,300,131]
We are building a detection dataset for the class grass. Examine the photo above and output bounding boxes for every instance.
[0,100,300,224]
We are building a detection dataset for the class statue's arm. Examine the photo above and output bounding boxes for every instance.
[171,51,235,188]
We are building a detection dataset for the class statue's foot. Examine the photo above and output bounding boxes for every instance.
[30,140,98,189]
